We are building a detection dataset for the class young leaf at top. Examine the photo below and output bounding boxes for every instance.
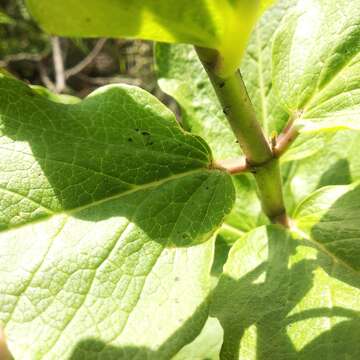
[0,75,235,359]
[26,0,274,77]
[273,0,360,132]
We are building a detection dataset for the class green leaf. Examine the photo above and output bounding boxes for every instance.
[26,0,274,77]
[284,130,360,209]
[294,183,360,272]
[0,75,235,358]
[172,317,223,360]
[221,175,267,236]
[210,226,360,359]
[156,43,241,160]
[273,0,360,132]
[0,11,14,25]
[240,0,296,135]
[30,85,80,104]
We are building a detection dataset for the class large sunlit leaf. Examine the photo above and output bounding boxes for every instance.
[0,75,235,359]
[273,0,360,132]
[26,0,274,77]
[294,183,360,272]
[210,226,360,359]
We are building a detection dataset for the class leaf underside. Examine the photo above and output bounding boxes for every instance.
[26,0,274,76]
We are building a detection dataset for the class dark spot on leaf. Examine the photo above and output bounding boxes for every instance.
[174,277,179,282]
[128,138,133,142]
[182,233,191,241]
[85,17,91,23]
[141,131,150,136]
[223,107,230,115]
[219,81,225,88]
[26,89,35,97]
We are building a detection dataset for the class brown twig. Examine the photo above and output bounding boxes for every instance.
[51,36,66,93]
[76,73,142,87]
[0,51,49,67]
[37,61,56,92]
[65,39,107,79]
[213,157,249,174]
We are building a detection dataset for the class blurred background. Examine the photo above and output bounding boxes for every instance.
[0,0,174,107]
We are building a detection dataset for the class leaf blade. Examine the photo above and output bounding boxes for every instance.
[294,183,360,272]
[0,76,235,358]
[210,226,360,358]
[273,0,360,132]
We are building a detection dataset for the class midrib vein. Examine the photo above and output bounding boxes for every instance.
[291,223,359,275]
[221,223,245,238]
[0,168,212,236]
[302,46,360,113]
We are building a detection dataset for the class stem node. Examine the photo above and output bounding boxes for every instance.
[196,46,289,227]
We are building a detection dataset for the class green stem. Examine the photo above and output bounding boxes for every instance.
[196,47,288,225]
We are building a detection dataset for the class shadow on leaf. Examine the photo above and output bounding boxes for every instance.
[210,226,359,359]
[66,226,359,359]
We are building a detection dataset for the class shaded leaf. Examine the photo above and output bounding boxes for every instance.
[30,85,80,104]
[294,183,360,271]
[284,130,360,211]
[211,226,360,359]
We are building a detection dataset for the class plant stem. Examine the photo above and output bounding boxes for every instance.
[213,157,249,174]
[196,47,288,225]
